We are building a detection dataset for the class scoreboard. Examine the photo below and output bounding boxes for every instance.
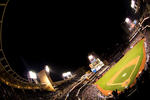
[88,55,104,73]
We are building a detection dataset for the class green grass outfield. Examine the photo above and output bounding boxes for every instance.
[95,39,145,95]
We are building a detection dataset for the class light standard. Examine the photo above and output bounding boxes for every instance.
[45,65,50,73]
[88,54,94,60]
[28,71,38,84]
[62,72,67,79]
[62,71,72,79]
[66,72,72,78]
[131,0,138,13]
[125,18,132,24]
[131,0,136,9]
[125,17,136,31]
[88,54,96,63]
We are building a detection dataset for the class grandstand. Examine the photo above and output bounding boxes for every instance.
[0,0,150,100]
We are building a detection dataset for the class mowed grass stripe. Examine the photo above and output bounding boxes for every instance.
[95,39,145,92]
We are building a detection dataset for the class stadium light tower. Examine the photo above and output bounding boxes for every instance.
[66,71,72,77]
[88,54,94,61]
[125,18,131,24]
[62,73,67,77]
[28,71,38,84]
[131,0,135,9]
[62,72,67,79]
[125,17,135,31]
[29,71,37,79]
[131,0,138,13]
[88,54,97,63]
[62,71,72,79]
[45,65,50,73]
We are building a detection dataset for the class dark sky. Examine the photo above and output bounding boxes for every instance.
[2,0,130,81]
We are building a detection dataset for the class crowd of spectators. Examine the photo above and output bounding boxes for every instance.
[81,85,104,100]
[0,81,21,100]
[145,29,150,64]
[50,67,88,100]
[0,81,58,100]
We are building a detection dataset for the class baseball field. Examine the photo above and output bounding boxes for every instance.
[95,39,146,96]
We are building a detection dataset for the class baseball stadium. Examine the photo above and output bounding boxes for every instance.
[95,38,146,96]
[0,0,150,100]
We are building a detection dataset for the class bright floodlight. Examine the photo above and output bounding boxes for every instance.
[125,18,130,23]
[88,55,94,60]
[62,71,72,79]
[45,65,50,73]
[131,0,135,9]
[29,71,37,79]
[67,72,71,75]
[62,73,67,77]
[66,71,72,77]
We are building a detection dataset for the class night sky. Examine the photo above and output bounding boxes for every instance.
[2,0,131,81]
